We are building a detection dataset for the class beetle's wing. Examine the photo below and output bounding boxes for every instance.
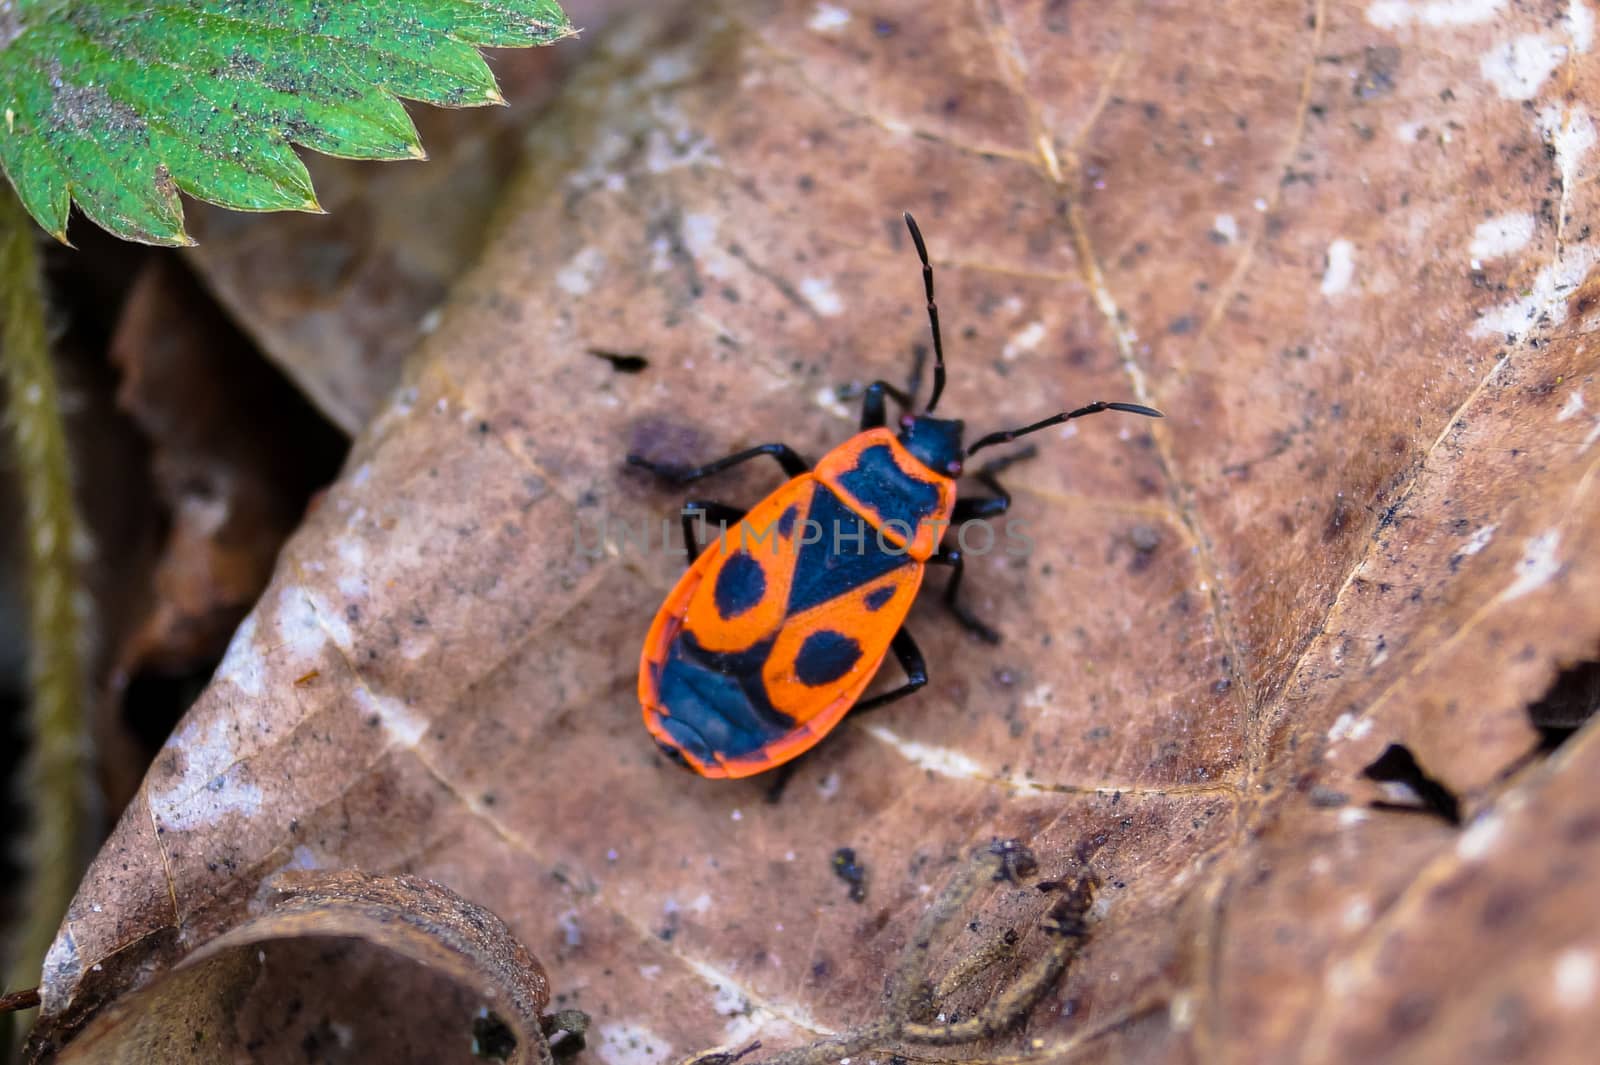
[735,559,924,772]
[675,478,817,654]
[641,478,819,776]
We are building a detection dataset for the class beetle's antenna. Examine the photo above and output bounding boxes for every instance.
[966,402,1163,457]
[903,212,946,414]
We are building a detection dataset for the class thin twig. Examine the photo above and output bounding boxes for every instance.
[0,989,40,1016]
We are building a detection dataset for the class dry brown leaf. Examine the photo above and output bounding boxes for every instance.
[33,870,550,1064]
[107,258,336,675]
[29,3,1600,1064]
[98,258,344,807]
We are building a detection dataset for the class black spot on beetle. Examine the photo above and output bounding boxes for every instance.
[795,631,862,686]
[864,585,895,612]
[713,552,766,620]
[777,504,799,540]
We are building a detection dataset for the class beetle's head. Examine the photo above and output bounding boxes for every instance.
[897,413,966,477]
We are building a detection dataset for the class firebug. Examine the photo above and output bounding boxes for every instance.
[631,214,1160,778]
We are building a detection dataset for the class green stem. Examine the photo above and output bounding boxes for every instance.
[0,187,92,1046]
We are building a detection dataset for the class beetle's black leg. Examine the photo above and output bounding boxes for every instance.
[952,445,1038,522]
[853,627,928,712]
[763,761,800,804]
[628,442,809,484]
[860,380,915,430]
[929,548,1000,644]
[679,501,746,566]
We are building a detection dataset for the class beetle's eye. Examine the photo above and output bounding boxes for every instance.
[947,460,963,475]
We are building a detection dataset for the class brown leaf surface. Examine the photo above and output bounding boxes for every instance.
[32,3,1600,1064]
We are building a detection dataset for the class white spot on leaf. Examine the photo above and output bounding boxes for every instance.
[1566,0,1595,52]
[214,614,264,698]
[1342,898,1373,930]
[595,1023,673,1065]
[1468,213,1535,260]
[799,277,843,316]
[303,588,353,653]
[712,983,750,1019]
[276,587,329,664]
[1324,711,1376,744]
[1505,530,1561,599]
[1555,949,1598,1008]
[1472,246,1598,338]
[334,536,369,601]
[352,686,428,747]
[1479,35,1567,101]
[1457,812,1503,860]
[1460,523,1498,557]
[1003,320,1047,360]
[1321,240,1356,296]
[644,100,721,174]
[1169,991,1196,1030]
[682,214,732,280]
[1366,0,1503,29]
[1212,213,1239,243]
[1539,105,1597,225]
[150,715,264,831]
[862,724,984,778]
[814,386,853,421]
[556,246,607,296]
[808,3,852,32]
[39,927,80,1013]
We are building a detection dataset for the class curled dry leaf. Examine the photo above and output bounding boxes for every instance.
[100,258,345,806]
[107,258,339,676]
[29,2,1600,1064]
[32,870,550,1064]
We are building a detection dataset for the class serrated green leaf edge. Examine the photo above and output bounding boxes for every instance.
[0,0,572,245]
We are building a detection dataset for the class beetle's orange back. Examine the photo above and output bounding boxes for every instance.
[814,429,957,561]
[639,471,932,778]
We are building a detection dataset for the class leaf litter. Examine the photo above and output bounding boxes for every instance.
[25,2,1600,1063]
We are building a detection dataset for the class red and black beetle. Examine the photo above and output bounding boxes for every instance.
[631,214,1161,778]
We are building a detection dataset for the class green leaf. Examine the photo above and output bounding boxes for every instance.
[0,0,572,245]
